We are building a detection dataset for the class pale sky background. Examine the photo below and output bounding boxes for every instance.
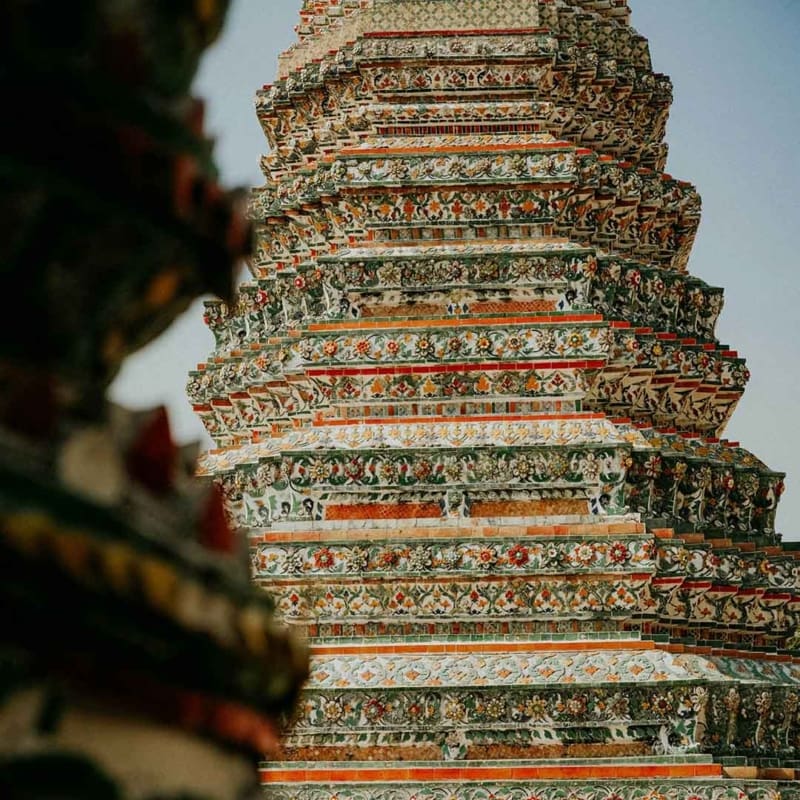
[111,0,800,538]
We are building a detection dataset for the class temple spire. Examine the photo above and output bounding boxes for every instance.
[194,0,799,795]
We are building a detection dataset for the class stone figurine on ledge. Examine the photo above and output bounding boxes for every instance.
[0,2,308,798]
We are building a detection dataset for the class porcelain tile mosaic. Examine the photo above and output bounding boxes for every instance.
[303,647,725,689]
[262,777,781,800]
[192,0,800,795]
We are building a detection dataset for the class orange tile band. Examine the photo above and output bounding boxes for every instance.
[310,639,657,656]
[326,503,442,521]
[304,359,605,378]
[260,573,652,588]
[251,520,646,543]
[261,763,722,783]
[363,28,550,39]
[470,499,587,517]
[343,236,576,249]
[341,141,574,156]
[323,499,590,521]
[308,313,602,331]
[316,411,606,426]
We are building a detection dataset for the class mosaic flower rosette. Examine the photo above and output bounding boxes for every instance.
[192,0,800,796]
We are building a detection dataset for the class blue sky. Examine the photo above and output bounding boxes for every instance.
[111,0,800,538]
